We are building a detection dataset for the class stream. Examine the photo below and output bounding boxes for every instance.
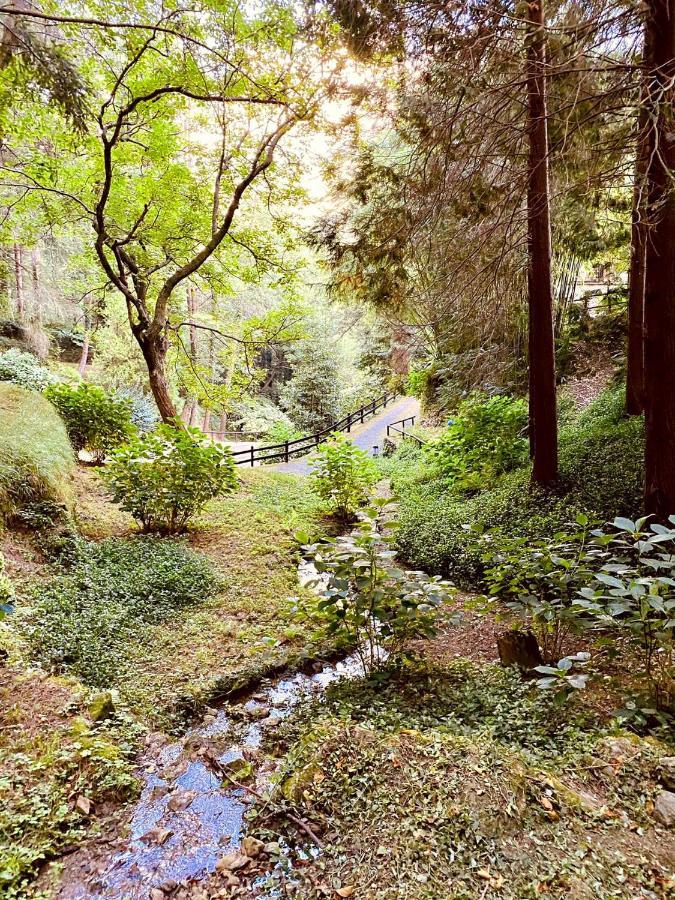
[58,564,363,900]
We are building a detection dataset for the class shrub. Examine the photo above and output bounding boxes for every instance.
[0,348,55,392]
[0,383,75,521]
[309,433,378,519]
[481,514,599,662]
[394,386,644,588]
[24,537,217,686]
[45,383,135,461]
[425,393,528,490]
[103,425,238,533]
[300,503,453,670]
[231,397,297,437]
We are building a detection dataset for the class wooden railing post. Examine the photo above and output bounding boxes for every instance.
[250,445,255,468]
[284,441,289,463]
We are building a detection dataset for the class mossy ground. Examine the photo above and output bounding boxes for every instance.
[0,667,139,898]
[217,653,674,900]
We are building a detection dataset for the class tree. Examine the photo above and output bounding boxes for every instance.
[643,0,675,517]
[524,0,557,484]
[279,333,343,432]
[1,2,327,420]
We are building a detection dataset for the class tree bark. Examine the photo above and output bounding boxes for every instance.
[78,332,90,376]
[13,244,24,320]
[626,31,652,416]
[525,0,557,485]
[643,0,675,518]
[138,332,177,422]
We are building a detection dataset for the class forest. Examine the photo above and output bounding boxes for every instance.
[0,0,674,898]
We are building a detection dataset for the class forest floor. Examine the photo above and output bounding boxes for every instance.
[1,460,674,899]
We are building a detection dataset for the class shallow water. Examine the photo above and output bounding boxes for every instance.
[60,599,363,898]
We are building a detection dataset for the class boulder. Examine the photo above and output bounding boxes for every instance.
[659,757,675,791]
[654,791,675,827]
[87,691,115,722]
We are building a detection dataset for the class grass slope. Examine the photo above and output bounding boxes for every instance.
[36,467,334,728]
[0,383,74,522]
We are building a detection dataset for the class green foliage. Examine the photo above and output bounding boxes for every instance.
[301,503,453,669]
[574,517,675,711]
[0,703,138,898]
[309,433,378,519]
[103,425,238,533]
[0,348,55,392]
[25,537,217,687]
[426,393,528,489]
[405,367,428,399]
[394,387,644,587]
[279,336,344,432]
[0,383,74,521]
[45,382,135,461]
[482,514,599,662]
[0,551,13,618]
[232,397,298,438]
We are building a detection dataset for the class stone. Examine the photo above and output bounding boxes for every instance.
[166,790,197,812]
[215,852,250,872]
[497,630,543,670]
[659,757,675,791]
[241,836,265,858]
[149,890,164,900]
[87,691,115,722]
[654,791,675,827]
[245,703,271,720]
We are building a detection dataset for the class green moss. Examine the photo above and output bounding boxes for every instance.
[0,383,75,522]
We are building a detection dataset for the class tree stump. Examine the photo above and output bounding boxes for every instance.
[497,630,543,671]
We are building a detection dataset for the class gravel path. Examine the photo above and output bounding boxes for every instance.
[274,395,421,476]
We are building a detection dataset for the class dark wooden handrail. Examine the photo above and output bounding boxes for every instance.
[226,391,400,466]
[386,415,426,448]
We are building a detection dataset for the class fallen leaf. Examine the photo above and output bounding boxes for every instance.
[336,888,356,898]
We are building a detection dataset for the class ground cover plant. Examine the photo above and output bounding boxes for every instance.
[221,658,675,899]
[0,667,139,899]
[24,536,218,688]
[0,383,74,522]
[394,385,645,587]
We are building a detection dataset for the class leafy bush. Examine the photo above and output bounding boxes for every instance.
[425,393,528,489]
[0,348,55,392]
[482,514,599,662]
[103,425,238,533]
[394,386,644,588]
[309,433,378,519]
[301,503,453,670]
[25,537,217,686]
[0,383,74,521]
[575,516,675,711]
[45,382,135,461]
[231,397,297,437]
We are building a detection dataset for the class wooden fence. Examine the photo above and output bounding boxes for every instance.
[228,391,400,466]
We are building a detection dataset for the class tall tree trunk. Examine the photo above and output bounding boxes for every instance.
[31,248,41,322]
[626,31,652,416]
[138,332,178,422]
[525,0,557,485]
[78,333,90,377]
[643,0,675,517]
[13,244,24,321]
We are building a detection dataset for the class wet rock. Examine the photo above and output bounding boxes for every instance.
[150,890,165,900]
[659,757,675,790]
[654,790,675,827]
[244,702,271,720]
[241,836,265,858]
[87,691,115,722]
[142,827,173,845]
[166,790,197,812]
[216,852,250,871]
[159,879,178,892]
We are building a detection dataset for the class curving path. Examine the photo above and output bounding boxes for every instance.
[274,395,421,476]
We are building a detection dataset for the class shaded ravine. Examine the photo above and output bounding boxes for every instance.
[57,567,363,899]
